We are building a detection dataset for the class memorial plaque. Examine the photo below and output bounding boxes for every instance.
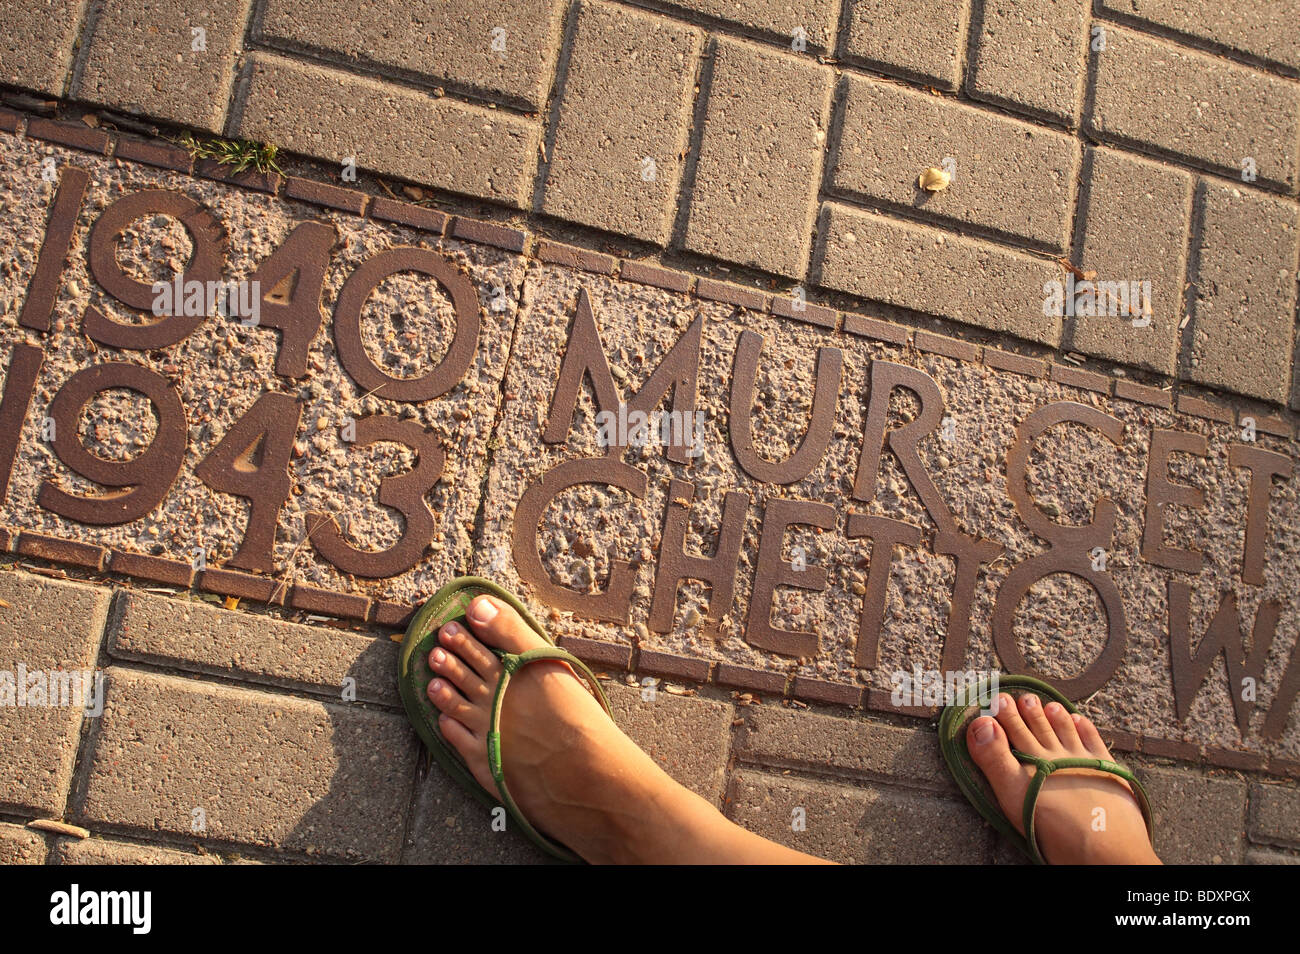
[2,130,1298,775]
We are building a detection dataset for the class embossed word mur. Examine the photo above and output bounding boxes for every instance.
[1,133,1297,769]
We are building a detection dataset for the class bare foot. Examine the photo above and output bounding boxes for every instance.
[967,692,1160,864]
[422,593,823,864]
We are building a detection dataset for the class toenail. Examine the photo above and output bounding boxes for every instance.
[1071,713,1083,723]
[470,597,498,624]
[1022,694,1039,708]
[432,648,445,664]
[430,679,442,692]
[1045,702,1061,714]
[974,720,995,744]
[442,621,461,637]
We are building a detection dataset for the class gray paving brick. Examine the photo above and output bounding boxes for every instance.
[841,0,969,91]
[816,201,1063,345]
[109,590,398,705]
[833,73,1079,251]
[1097,0,1300,73]
[540,1,702,244]
[727,769,993,863]
[238,52,539,207]
[0,0,85,96]
[0,571,109,816]
[734,704,954,791]
[604,680,733,805]
[54,836,219,864]
[401,758,557,864]
[1185,180,1300,403]
[79,667,418,862]
[967,0,1089,123]
[75,0,250,132]
[1247,847,1300,864]
[0,822,47,864]
[659,0,839,49]
[259,0,564,109]
[1086,24,1300,193]
[682,37,832,278]
[1134,764,1247,863]
[1069,146,1193,374]
[1250,782,1300,847]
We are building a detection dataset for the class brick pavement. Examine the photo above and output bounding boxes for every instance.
[1,0,1296,405]
[0,566,1291,863]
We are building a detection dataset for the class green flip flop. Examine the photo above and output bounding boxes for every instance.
[397,576,615,863]
[938,674,1155,865]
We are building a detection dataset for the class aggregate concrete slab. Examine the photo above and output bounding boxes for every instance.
[476,261,1300,767]
[0,133,523,610]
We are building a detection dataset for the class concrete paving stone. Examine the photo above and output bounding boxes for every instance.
[1097,0,1300,74]
[733,704,955,791]
[259,0,564,109]
[727,769,993,863]
[1086,24,1300,193]
[238,52,539,207]
[1249,782,1300,846]
[682,37,832,278]
[54,836,219,864]
[840,0,969,91]
[404,680,731,862]
[0,822,47,864]
[833,74,1079,251]
[0,0,86,96]
[659,0,839,49]
[75,0,251,132]
[1185,180,1300,403]
[1133,763,1247,863]
[540,1,702,244]
[108,590,399,705]
[1069,146,1193,374]
[604,680,733,804]
[79,667,418,862]
[0,570,109,817]
[967,0,1089,123]
[401,758,557,864]
[816,201,1063,345]
[1247,847,1300,864]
